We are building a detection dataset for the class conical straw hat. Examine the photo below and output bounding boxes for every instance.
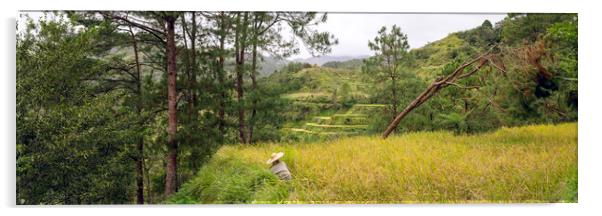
[266,152,284,164]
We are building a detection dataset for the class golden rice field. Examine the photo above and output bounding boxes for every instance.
[171,123,577,204]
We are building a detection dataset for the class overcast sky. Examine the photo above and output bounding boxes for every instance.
[292,13,507,59]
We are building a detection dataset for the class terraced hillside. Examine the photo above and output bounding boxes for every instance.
[409,33,471,79]
[284,104,386,138]
[266,65,390,139]
[279,67,369,102]
[267,32,479,140]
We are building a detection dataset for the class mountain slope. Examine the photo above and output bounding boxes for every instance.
[409,33,473,79]
[262,65,384,138]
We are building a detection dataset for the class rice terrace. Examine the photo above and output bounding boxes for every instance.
[171,123,577,203]
[16,12,578,204]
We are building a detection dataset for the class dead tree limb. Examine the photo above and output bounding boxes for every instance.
[381,48,501,139]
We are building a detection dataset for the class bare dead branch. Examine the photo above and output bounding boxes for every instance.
[381,46,503,139]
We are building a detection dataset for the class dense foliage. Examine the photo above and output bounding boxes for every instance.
[17,19,140,204]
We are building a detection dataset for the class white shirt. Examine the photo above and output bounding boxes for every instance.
[270,160,292,180]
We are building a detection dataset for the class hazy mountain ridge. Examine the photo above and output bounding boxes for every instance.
[292,55,370,66]
[258,56,290,77]
[258,55,370,77]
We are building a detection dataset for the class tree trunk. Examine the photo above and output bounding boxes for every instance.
[164,15,178,197]
[135,137,144,204]
[183,13,198,128]
[181,16,192,129]
[218,42,226,141]
[190,13,198,113]
[182,13,201,172]
[235,13,249,144]
[189,12,200,172]
[217,12,227,142]
[248,36,258,143]
[129,26,144,204]
[391,74,398,117]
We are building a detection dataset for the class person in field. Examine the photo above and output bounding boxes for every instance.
[267,152,292,181]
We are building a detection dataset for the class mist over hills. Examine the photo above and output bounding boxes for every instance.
[258,55,370,77]
[292,55,370,66]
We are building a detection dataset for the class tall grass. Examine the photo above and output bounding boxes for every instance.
[170,123,577,203]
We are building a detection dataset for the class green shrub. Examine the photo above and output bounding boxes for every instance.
[168,156,291,204]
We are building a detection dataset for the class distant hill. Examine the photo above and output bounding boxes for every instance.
[258,56,290,77]
[258,55,369,77]
[322,58,365,70]
[264,64,369,101]
[291,55,369,66]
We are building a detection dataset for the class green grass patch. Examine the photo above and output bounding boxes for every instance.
[168,156,291,204]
